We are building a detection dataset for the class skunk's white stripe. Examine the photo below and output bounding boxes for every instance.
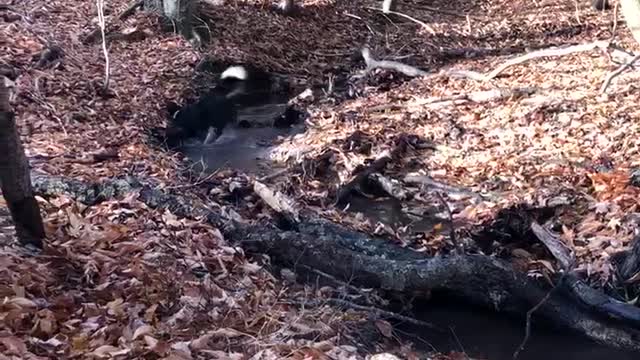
[172,109,181,120]
[221,65,248,81]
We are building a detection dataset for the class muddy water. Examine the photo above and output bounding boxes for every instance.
[178,101,304,175]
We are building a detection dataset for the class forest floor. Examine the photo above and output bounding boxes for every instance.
[1,0,640,359]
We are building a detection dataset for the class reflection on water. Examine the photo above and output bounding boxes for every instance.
[344,195,440,233]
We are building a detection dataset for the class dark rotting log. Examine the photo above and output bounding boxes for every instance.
[29,174,640,352]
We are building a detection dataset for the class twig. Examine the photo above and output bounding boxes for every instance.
[300,265,369,299]
[335,135,409,205]
[368,6,436,35]
[456,41,612,82]
[610,1,619,42]
[599,53,640,94]
[530,221,575,270]
[513,273,569,359]
[408,87,537,110]
[434,191,459,253]
[83,0,143,44]
[362,47,428,77]
[96,0,110,92]
[297,298,443,331]
[344,12,378,36]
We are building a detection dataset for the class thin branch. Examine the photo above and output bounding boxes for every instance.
[599,53,640,94]
[453,41,612,82]
[362,47,428,77]
[296,298,443,331]
[373,7,436,35]
[96,0,110,92]
[434,191,460,253]
[513,273,569,359]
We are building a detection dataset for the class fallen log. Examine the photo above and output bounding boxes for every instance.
[232,219,640,352]
[29,174,640,352]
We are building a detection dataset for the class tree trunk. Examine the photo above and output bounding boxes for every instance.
[0,80,45,248]
[621,0,640,46]
[145,0,195,39]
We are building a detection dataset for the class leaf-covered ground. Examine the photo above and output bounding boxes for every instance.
[1,0,640,358]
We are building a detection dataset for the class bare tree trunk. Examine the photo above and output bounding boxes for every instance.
[382,0,397,13]
[145,0,195,38]
[591,0,610,11]
[0,80,45,248]
[620,0,640,45]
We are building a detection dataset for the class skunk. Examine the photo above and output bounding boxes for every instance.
[219,65,281,101]
[165,65,292,147]
[166,87,237,147]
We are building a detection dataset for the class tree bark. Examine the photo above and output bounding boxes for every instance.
[0,80,45,248]
[145,0,195,39]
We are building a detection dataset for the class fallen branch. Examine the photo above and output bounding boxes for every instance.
[452,41,613,82]
[361,47,428,77]
[615,234,640,282]
[599,53,640,93]
[234,219,640,351]
[368,173,408,200]
[82,0,143,44]
[335,135,410,205]
[29,174,640,351]
[409,87,537,109]
[253,180,300,223]
[530,221,575,270]
[96,0,110,92]
[403,173,493,201]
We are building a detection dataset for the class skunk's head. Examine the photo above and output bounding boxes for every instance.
[221,65,249,81]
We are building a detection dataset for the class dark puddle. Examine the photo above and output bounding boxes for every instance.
[402,298,639,360]
[178,99,305,175]
[343,195,440,234]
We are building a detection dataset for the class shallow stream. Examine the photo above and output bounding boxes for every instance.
[175,98,640,360]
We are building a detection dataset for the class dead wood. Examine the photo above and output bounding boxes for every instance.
[599,53,640,93]
[28,174,640,352]
[335,135,410,205]
[403,173,493,201]
[530,221,575,270]
[233,219,640,352]
[361,48,428,78]
[367,173,407,200]
[253,180,300,222]
[445,41,637,84]
[409,87,537,110]
[82,0,144,44]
